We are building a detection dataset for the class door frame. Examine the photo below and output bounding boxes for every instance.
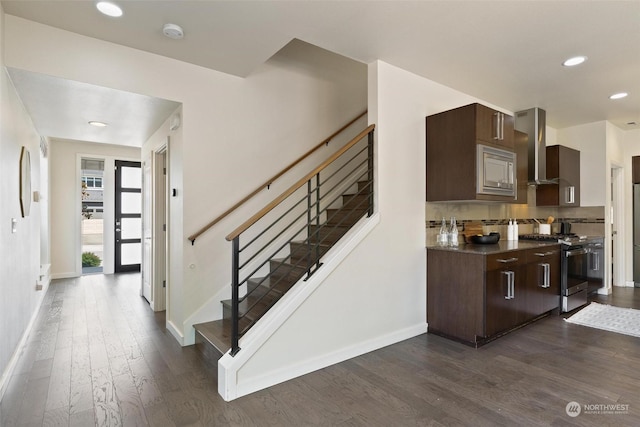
[610,163,624,288]
[76,153,140,276]
[114,160,142,273]
[151,142,169,311]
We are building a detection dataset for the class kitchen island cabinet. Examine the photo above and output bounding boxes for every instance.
[426,241,560,346]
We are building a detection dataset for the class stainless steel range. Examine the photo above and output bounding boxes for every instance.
[520,234,604,312]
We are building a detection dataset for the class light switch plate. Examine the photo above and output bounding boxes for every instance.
[11,218,17,233]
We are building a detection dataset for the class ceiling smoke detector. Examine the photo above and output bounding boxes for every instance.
[163,23,184,40]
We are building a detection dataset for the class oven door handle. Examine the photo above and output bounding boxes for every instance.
[565,248,588,257]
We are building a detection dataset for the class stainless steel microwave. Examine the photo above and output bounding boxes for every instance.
[477,144,516,197]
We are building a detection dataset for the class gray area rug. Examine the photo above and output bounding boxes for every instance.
[565,302,640,338]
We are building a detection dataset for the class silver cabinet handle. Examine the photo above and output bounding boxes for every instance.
[545,264,550,288]
[534,251,557,257]
[497,257,519,263]
[565,186,575,204]
[539,263,550,288]
[509,271,515,298]
[590,252,600,271]
[502,271,515,299]
[493,112,505,140]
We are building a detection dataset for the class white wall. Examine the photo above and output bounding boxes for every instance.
[622,129,640,284]
[49,139,140,278]
[141,107,183,337]
[556,121,607,207]
[0,4,47,398]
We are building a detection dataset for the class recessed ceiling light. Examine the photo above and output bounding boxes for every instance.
[562,56,587,67]
[96,2,123,17]
[88,121,108,127]
[609,92,628,100]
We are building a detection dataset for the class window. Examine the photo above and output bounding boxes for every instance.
[82,176,103,188]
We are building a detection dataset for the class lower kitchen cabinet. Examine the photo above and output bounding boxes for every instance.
[526,248,561,317]
[426,243,560,346]
[485,251,528,337]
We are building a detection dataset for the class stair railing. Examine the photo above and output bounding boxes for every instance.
[187,111,367,245]
[226,124,375,355]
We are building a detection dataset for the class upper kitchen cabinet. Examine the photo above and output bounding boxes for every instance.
[633,156,640,183]
[536,145,580,206]
[426,103,521,202]
[474,103,514,149]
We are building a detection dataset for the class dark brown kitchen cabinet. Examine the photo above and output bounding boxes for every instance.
[536,145,580,206]
[526,248,561,316]
[485,251,528,337]
[426,103,516,202]
[633,156,640,183]
[426,244,560,346]
[474,103,514,148]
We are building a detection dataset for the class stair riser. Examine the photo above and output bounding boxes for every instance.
[326,209,367,226]
[342,194,370,210]
[288,243,330,263]
[268,261,308,283]
[221,290,281,321]
[308,225,349,244]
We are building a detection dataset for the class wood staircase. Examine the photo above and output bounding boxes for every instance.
[194,181,371,356]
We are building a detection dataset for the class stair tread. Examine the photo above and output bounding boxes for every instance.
[194,320,231,354]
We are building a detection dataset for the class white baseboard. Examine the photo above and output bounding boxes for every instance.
[166,319,184,346]
[51,271,77,280]
[625,281,636,287]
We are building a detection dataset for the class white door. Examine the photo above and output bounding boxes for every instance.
[142,161,153,303]
[152,149,167,311]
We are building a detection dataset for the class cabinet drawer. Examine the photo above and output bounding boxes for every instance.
[486,251,527,271]
[526,246,560,262]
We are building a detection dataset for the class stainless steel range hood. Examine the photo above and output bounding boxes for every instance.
[514,108,557,185]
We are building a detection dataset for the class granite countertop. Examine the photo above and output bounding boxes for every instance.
[426,240,560,255]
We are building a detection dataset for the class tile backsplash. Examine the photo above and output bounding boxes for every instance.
[426,201,605,245]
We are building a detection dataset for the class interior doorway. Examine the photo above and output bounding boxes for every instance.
[81,157,105,275]
[141,142,168,311]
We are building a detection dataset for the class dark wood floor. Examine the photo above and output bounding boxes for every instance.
[2,275,640,426]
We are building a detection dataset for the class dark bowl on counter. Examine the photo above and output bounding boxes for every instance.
[469,232,500,245]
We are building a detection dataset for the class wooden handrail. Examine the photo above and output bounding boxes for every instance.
[226,124,375,242]
[187,111,367,244]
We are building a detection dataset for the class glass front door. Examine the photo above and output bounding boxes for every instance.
[115,160,142,273]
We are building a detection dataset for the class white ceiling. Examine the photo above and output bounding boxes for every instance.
[2,0,639,146]
[7,68,180,147]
